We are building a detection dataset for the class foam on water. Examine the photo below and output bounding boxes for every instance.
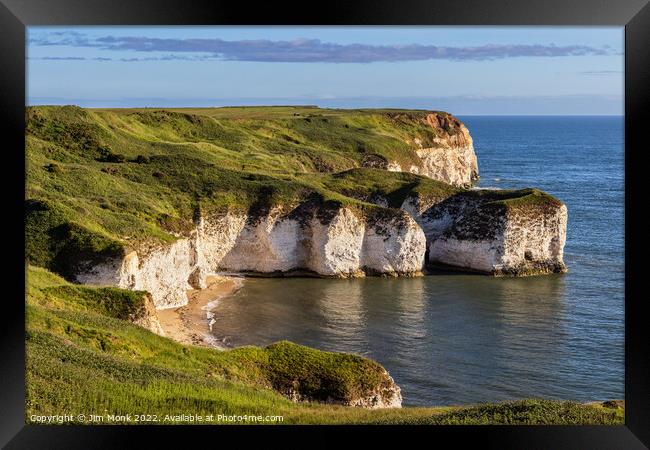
[199,274,245,349]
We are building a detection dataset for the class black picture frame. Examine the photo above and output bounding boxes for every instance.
[2,0,648,447]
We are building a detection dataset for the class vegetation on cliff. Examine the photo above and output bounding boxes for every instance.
[25,106,446,259]
[421,187,565,242]
[26,105,561,277]
[26,266,622,425]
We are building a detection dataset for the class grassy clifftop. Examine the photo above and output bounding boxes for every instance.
[24,106,460,272]
[26,105,451,178]
[27,266,396,415]
[25,105,564,279]
[26,266,623,425]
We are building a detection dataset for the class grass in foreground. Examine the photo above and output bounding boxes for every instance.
[25,266,623,425]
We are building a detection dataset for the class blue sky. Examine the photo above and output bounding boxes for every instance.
[26,26,624,115]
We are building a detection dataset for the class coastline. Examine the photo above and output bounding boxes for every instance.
[157,274,243,348]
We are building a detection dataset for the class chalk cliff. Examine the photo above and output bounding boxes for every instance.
[402,189,567,276]
[364,112,479,187]
[76,204,426,309]
[24,106,571,412]
[75,187,567,310]
[27,105,566,310]
[349,371,402,409]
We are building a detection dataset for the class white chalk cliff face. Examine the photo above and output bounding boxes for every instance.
[366,113,479,187]
[430,204,567,275]
[75,206,426,309]
[410,135,478,188]
[401,192,568,276]
[73,113,566,311]
[414,113,479,187]
[349,371,402,409]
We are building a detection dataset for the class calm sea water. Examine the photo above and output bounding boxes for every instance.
[211,116,625,407]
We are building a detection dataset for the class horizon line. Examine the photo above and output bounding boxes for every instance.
[24,103,624,117]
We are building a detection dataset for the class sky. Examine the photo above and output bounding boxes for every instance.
[26,26,624,115]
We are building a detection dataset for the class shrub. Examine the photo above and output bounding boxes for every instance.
[96,147,126,163]
[45,163,62,173]
[101,153,126,163]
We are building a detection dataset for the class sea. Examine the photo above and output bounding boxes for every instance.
[209,116,625,407]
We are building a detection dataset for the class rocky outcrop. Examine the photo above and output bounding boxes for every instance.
[75,188,567,309]
[128,292,166,336]
[409,114,479,187]
[265,340,402,409]
[75,239,197,310]
[283,370,402,409]
[347,371,402,409]
[403,189,567,276]
[207,205,425,278]
[364,112,479,187]
[75,205,426,309]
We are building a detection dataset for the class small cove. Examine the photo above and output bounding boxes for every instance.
[207,116,624,406]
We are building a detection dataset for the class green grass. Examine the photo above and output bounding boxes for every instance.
[315,167,460,208]
[27,265,387,397]
[26,266,398,422]
[25,265,623,425]
[26,106,435,246]
[463,187,564,210]
[264,340,393,403]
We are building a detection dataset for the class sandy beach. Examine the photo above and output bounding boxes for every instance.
[157,275,242,348]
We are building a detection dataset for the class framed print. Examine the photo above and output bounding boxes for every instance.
[2,0,648,447]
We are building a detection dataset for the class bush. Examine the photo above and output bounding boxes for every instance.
[100,153,126,163]
[96,147,126,163]
[45,163,62,173]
